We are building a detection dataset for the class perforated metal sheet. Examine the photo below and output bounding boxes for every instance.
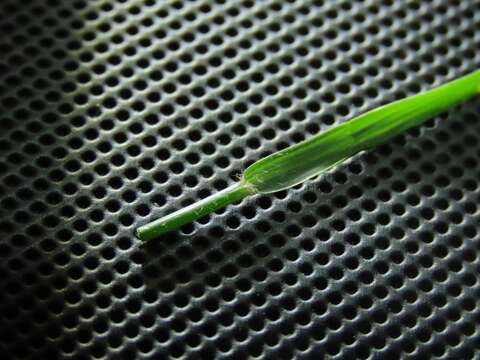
[1,0,480,359]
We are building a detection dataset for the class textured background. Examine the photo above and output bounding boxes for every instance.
[1,0,480,359]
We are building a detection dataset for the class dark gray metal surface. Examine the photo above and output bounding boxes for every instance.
[0,0,479,359]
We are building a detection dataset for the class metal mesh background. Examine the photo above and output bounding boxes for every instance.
[1,0,480,359]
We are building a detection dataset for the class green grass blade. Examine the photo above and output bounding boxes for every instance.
[244,69,480,193]
[136,69,480,241]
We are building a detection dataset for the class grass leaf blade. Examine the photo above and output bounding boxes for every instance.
[137,69,480,241]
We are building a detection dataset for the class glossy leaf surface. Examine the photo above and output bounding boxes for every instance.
[244,70,480,193]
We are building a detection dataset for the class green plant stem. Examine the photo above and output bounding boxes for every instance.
[136,182,254,241]
[136,69,480,241]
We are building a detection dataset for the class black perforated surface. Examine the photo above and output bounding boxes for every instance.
[1,1,480,359]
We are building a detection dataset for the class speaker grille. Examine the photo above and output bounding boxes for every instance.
[1,1,479,359]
